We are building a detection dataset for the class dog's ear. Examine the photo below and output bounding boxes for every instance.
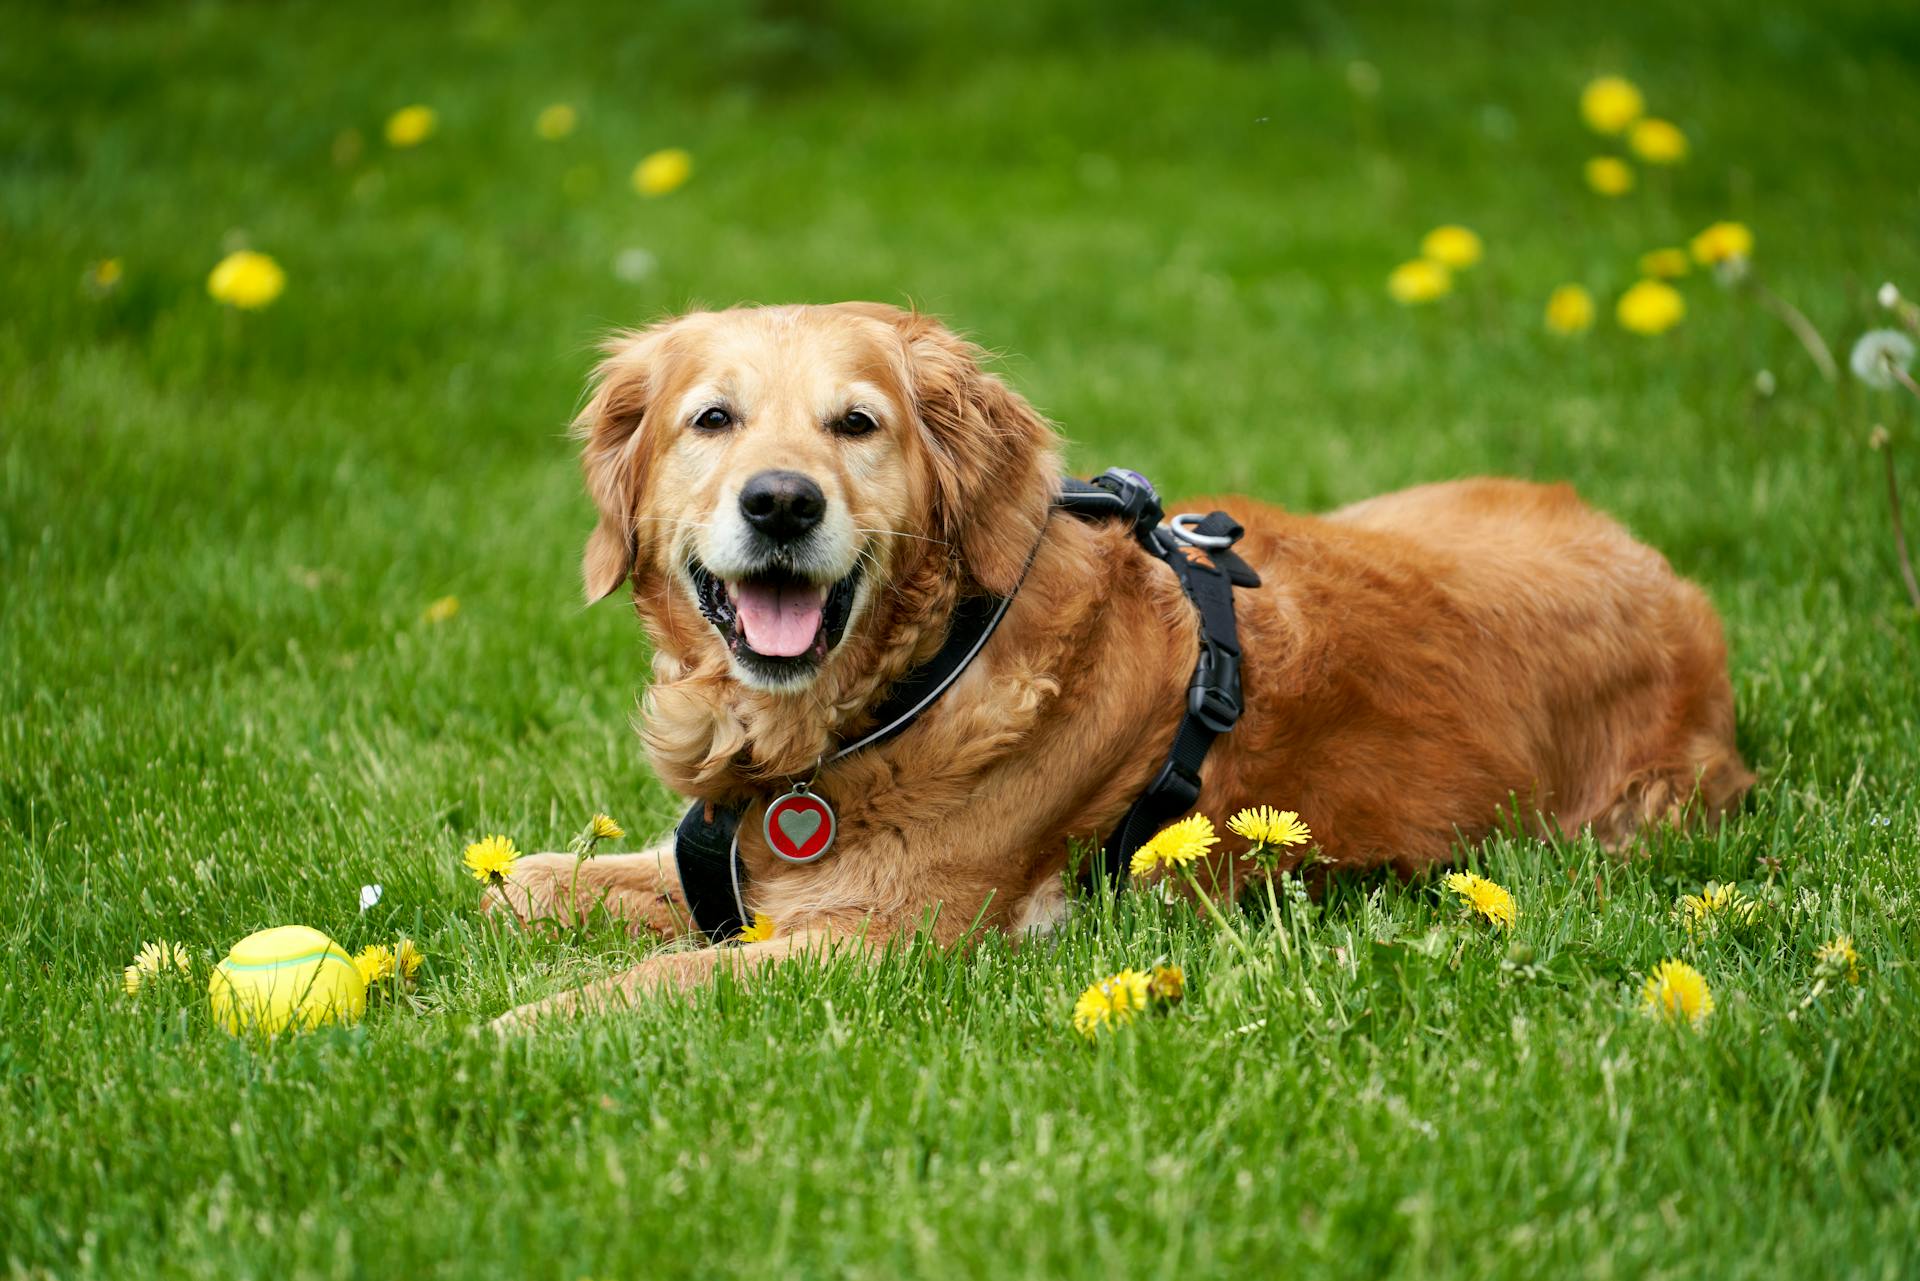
[883,311,1061,596]
[575,328,667,603]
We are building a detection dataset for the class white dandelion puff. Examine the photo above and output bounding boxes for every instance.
[1850,329,1917,391]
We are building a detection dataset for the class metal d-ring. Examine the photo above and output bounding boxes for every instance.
[1169,512,1235,550]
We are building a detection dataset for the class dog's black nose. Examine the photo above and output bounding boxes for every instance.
[739,470,826,543]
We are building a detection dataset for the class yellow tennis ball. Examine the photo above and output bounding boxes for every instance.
[208,925,367,1035]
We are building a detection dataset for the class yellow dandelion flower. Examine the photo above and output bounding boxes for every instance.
[1628,118,1688,165]
[1419,225,1483,270]
[588,813,624,842]
[88,258,124,293]
[1690,220,1753,266]
[1580,75,1645,135]
[1815,934,1860,985]
[123,940,191,994]
[1440,870,1516,928]
[737,912,775,944]
[206,250,286,310]
[354,944,396,985]
[422,595,459,624]
[1147,964,1185,1004]
[632,148,692,197]
[1071,968,1151,1039]
[463,834,520,885]
[1638,248,1691,280]
[1641,958,1713,1027]
[1584,156,1635,197]
[1387,259,1451,305]
[1677,881,1759,935]
[1616,280,1685,335]
[1544,284,1596,336]
[1227,806,1311,848]
[1129,813,1219,877]
[535,103,578,140]
[394,938,424,981]
[384,104,437,148]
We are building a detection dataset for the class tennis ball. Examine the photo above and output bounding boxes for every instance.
[208,925,367,1035]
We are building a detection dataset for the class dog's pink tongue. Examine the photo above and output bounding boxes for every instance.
[729,580,825,657]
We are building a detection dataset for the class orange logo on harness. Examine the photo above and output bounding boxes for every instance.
[1175,544,1216,571]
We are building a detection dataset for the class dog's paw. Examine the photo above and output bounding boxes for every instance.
[489,989,579,1033]
[479,852,584,928]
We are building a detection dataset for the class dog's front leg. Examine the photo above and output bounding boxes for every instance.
[490,927,864,1030]
[479,840,691,938]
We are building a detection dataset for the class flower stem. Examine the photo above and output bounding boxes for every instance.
[1180,865,1258,965]
[1871,408,1920,616]
[1752,279,1838,382]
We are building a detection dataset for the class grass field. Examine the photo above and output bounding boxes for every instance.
[6,1,1920,1276]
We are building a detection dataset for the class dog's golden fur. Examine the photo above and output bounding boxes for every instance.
[489,302,1752,1023]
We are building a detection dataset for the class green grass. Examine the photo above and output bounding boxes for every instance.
[5,1,1920,1276]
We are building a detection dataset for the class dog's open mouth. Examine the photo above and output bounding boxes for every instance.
[689,560,861,670]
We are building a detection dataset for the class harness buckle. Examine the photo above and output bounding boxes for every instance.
[1187,642,1243,733]
[1145,757,1204,811]
[1094,467,1165,544]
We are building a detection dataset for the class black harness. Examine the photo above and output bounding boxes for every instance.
[673,468,1259,940]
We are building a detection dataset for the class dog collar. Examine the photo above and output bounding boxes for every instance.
[674,469,1259,940]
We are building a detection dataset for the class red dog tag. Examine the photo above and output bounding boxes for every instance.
[764,785,835,863]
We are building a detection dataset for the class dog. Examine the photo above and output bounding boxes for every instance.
[486,302,1752,1023]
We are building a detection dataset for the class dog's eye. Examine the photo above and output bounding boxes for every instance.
[693,407,733,432]
[835,410,877,437]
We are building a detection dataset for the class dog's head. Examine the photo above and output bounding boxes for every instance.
[576,303,1058,695]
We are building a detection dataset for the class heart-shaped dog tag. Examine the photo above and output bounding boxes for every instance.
[764,785,835,863]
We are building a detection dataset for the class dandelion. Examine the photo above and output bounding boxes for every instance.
[1689,221,1754,267]
[1584,156,1635,197]
[1387,259,1451,305]
[1815,934,1860,985]
[1147,965,1185,1004]
[206,250,285,310]
[1441,871,1516,928]
[1131,813,1219,876]
[632,148,692,197]
[588,813,624,842]
[1849,329,1917,391]
[422,595,459,623]
[1419,225,1483,270]
[463,834,520,885]
[1638,248,1690,280]
[1545,284,1596,336]
[1616,280,1685,335]
[395,939,423,980]
[1676,881,1760,935]
[1880,282,1902,311]
[613,246,658,283]
[1228,806,1311,852]
[1071,968,1150,1039]
[86,258,124,295]
[535,103,577,140]
[1641,958,1714,1027]
[1628,118,1688,165]
[737,913,775,944]
[384,104,437,148]
[1580,75,1645,134]
[123,940,191,994]
[354,944,396,985]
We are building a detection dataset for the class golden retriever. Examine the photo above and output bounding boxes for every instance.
[487,302,1752,1023]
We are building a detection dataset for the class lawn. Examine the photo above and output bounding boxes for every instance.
[5,1,1920,1276]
